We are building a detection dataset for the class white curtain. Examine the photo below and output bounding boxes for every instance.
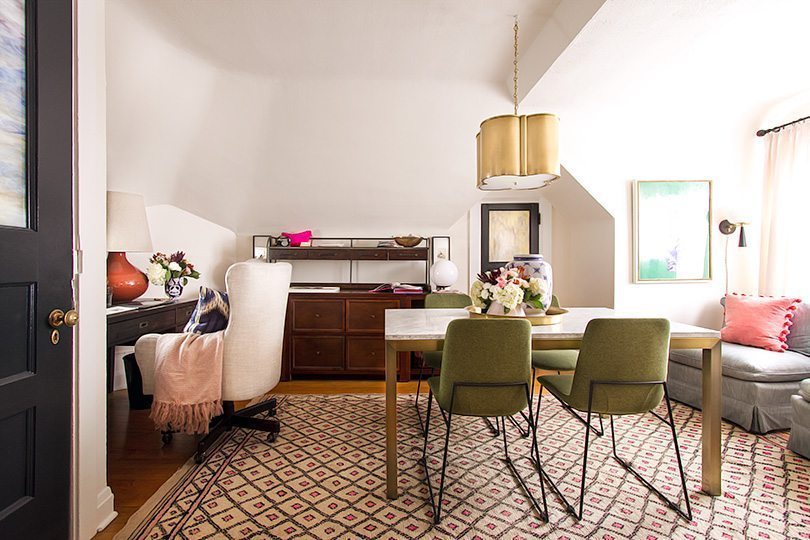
[759,120,810,298]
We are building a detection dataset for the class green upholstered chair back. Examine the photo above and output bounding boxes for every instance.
[438,318,532,417]
[425,292,472,309]
[569,318,670,415]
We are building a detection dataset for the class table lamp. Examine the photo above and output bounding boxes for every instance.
[430,255,458,290]
[107,191,153,303]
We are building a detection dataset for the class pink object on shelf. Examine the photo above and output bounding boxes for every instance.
[281,230,312,247]
[721,293,801,352]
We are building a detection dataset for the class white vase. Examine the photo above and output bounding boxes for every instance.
[507,254,553,312]
[486,302,525,317]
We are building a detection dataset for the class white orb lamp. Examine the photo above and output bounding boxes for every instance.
[430,256,458,290]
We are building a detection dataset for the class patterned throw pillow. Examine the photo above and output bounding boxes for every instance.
[184,287,230,334]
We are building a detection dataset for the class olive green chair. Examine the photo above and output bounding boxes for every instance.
[414,292,472,433]
[534,318,691,521]
[421,318,547,524]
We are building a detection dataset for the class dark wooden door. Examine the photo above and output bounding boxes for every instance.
[0,2,73,538]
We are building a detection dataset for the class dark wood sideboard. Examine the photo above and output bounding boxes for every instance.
[107,299,197,393]
[281,290,425,382]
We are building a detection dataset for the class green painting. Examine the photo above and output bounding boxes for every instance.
[634,180,712,282]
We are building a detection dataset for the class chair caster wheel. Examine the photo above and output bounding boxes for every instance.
[194,452,204,464]
[161,432,173,444]
[267,433,277,443]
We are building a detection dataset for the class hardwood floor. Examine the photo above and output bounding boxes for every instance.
[94,380,419,539]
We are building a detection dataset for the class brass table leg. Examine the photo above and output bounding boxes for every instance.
[385,341,398,499]
[701,341,722,495]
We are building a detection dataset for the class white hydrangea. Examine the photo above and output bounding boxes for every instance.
[528,277,547,296]
[147,262,167,286]
[492,282,523,311]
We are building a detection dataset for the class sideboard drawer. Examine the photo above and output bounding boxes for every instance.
[351,249,387,261]
[176,303,196,325]
[308,249,345,260]
[346,337,384,371]
[347,300,398,333]
[267,248,309,260]
[293,336,344,370]
[293,299,344,331]
[108,310,176,346]
[388,248,428,260]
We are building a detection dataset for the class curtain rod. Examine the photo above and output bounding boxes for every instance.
[756,114,810,137]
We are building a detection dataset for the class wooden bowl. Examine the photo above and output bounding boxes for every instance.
[394,235,423,248]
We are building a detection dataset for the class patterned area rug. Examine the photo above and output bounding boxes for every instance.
[116,394,810,539]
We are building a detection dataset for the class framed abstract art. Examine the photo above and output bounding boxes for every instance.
[480,203,539,272]
[633,180,712,282]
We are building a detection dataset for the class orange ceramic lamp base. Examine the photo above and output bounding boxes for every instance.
[107,252,148,303]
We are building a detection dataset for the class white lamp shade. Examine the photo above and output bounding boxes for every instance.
[106,191,153,252]
[430,259,458,288]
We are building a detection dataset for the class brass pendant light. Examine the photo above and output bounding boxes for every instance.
[476,17,560,190]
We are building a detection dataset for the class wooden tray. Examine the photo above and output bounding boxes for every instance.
[466,305,568,326]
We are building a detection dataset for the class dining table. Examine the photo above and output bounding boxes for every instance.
[383,307,722,500]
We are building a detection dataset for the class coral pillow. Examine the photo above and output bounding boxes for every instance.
[720,294,801,352]
[282,230,312,247]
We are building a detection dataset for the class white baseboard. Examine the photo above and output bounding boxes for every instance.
[95,487,117,533]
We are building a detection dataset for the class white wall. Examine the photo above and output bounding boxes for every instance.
[74,1,116,537]
[548,169,614,307]
[522,0,810,329]
[129,204,237,300]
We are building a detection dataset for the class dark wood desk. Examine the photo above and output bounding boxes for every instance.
[106,299,197,394]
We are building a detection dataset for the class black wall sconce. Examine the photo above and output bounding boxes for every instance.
[719,219,747,247]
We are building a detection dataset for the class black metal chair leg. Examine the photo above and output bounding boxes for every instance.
[533,390,594,520]
[482,416,500,436]
[501,391,549,522]
[608,389,692,521]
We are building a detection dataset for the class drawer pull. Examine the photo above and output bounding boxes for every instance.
[314,313,321,318]
[139,321,149,329]
[316,351,321,356]
[369,314,376,319]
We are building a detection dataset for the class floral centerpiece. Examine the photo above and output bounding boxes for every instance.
[147,251,200,299]
[470,266,549,316]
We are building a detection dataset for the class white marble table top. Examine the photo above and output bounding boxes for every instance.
[384,307,720,341]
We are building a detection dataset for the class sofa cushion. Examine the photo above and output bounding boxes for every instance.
[800,379,810,401]
[788,302,810,357]
[669,342,810,382]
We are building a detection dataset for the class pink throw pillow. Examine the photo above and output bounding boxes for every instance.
[721,294,801,352]
[281,230,312,247]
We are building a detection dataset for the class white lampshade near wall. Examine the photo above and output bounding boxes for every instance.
[106,191,153,303]
[430,257,458,290]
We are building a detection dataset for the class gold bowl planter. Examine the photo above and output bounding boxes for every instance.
[466,305,567,326]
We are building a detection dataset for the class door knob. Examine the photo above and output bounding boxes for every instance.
[49,309,79,328]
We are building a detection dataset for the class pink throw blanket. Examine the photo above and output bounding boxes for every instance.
[150,332,225,434]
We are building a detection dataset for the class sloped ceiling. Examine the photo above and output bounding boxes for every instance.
[105,0,568,234]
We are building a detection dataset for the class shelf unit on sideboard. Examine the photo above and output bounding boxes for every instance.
[252,236,432,381]
[253,236,432,285]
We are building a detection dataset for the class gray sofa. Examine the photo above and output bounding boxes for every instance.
[667,300,810,433]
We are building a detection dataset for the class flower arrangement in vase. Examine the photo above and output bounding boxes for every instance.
[470,266,549,316]
[147,251,200,299]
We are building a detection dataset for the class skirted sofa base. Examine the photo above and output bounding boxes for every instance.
[667,342,810,434]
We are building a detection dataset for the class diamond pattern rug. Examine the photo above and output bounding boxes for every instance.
[115,394,810,539]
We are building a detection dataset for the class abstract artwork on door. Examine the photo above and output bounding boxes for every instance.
[480,203,539,272]
[633,180,712,282]
[0,0,27,228]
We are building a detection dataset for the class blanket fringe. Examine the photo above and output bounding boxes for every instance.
[150,400,224,435]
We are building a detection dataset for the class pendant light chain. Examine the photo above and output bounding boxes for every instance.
[513,15,519,116]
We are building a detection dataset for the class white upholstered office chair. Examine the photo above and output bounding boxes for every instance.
[135,261,292,463]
